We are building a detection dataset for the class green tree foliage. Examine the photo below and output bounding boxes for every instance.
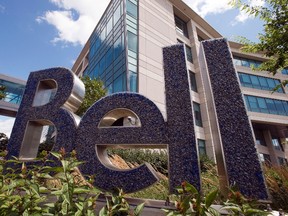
[0,85,6,100]
[76,76,107,116]
[230,0,288,80]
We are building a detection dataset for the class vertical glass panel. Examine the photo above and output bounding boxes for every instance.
[265,98,277,114]
[128,31,137,52]
[241,59,250,67]
[272,138,283,151]
[113,74,124,93]
[175,15,188,38]
[274,100,285,115]
[189,71,197,92]
[197,139,206,156]
[99,57,106,74]
[257,97,268,113]
[267,79,276,89]
[247,96,259,111]
[129,71,137,92]
[106,17,113,35]
[250,75,260,87]
[114,35,122,59]
[193,102,203,127]
[114,3,121,24]
[259,77,269,89]
[185,45,193,63]
[100,26,106,42]
[127,0,138,18]
[233,58,242,66]
[93,64,100,78]
[106,47,113,69]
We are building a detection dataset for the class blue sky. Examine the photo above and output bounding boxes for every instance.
[0,0,264,136]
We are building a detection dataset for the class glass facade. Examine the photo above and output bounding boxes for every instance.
[238,72,284,93]
[193,102,203,127]
[233,56,262,68]
[244,95,288,116]
[0,79,25,105]
[84,0,138,94]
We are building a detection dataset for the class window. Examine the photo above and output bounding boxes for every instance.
[254,129,267,146]
[128,31,137,53]
[177,40,193,63]
[238,72,283,93]
[189,71,197,92]
[175,15,188,38]
[193,102,203,127]
[106,17,113,35]
[185,45,193,63]
[233,56,262,68]
[198,139,206,156]
[244,95,288,116]
[114,3,122,24]
[127,0,137,18]
[272,138,283,151]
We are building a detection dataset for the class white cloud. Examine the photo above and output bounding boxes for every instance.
[37,0,110,46]
[0,117,15,138]
[233,0,265,24]
[183,0,232,17]
[183,0,264,25]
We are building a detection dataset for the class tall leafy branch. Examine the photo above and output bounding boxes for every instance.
[230,0,288,85]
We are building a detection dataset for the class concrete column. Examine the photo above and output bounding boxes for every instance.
[263,130,278,165]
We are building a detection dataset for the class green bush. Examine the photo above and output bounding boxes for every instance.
[264,165,288,211]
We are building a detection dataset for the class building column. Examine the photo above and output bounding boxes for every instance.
[263,129,278,165]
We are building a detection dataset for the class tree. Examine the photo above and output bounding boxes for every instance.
[75,76,107,116]
[230,0,288,85]
[0,85,5,100]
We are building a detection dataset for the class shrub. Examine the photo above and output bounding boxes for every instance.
[264,165,288,211]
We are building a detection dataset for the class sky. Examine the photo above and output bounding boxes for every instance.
[0,0,265,137]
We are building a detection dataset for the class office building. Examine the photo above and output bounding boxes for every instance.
[72,0,288,166]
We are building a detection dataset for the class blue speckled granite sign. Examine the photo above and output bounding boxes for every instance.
[201,38,268,200]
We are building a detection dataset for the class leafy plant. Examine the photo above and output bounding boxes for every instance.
[222,190,269,216]
[163,181,220,216]
[99,189,144,216]
[264,165,288,211]
[76,76,107,116]
[44,149,101,216]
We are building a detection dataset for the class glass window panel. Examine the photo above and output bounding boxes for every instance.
[93,64,99,78]
[241,59,250,67]
[233,58,242,66]
[175,15,188,38]
[272,138,283,151]
[128,31,137,52]
[259,77,269,88]
[197,139,206,156]
[128,63,137,73]
[114,3,121,24]
[193,102,203,127]
[129,71,137,92]
[99,57,106,74]
[267,79,276,89]
[107,17,113,35]
[265,98,277,114]
[250,75,260,87]
[185,45,193,63]
[248,96,259,111]
[113,74,124,93]
[127,0,137,18]
[106,47,113,68]
[114,36,122,59]
[189,71,197,92]
[100,26,106,41]
[274,100,285,114]
[283,101,288,113]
